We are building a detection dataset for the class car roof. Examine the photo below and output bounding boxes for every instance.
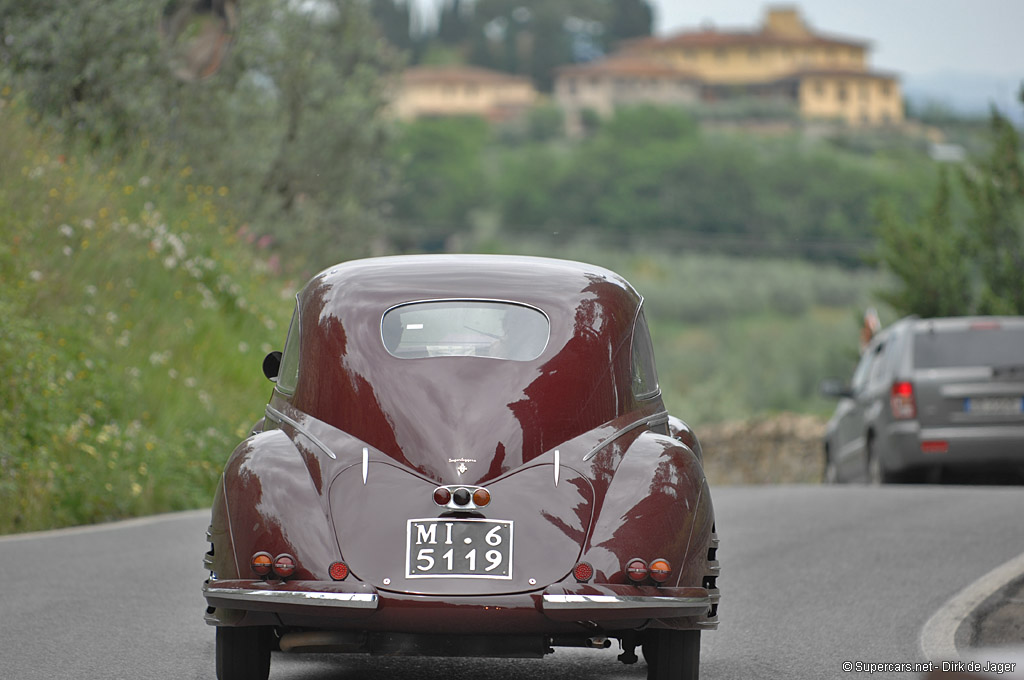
[909,316,1024,333]
[303,254,640,310]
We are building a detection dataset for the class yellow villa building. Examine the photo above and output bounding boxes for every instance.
[557,6,904,128]
[391,65,538,122]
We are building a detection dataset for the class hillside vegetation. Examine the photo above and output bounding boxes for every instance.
[0,97,292,533]
[0,91,889,534]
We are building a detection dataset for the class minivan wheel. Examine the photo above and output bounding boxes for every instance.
[867,450,883,485]
[867,443,897,484]
[823,450,839,484]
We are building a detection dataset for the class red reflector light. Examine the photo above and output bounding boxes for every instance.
[921,440,949,454]
[251,552,273,577]
[433,487,451,506]
[472,488,491,507]
[625,558,648,583]
[329,561,349,581]
[573,561,594,583]
[649,559,672,584]
[272,554,297,579]
[890,381,916,420]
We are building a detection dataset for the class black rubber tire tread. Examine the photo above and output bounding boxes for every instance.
[644,629,700,680]
[216,626,271,680]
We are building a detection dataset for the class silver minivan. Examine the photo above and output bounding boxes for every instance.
[822,316,1024,483]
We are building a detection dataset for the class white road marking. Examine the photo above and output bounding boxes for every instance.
[919,549,1024,662]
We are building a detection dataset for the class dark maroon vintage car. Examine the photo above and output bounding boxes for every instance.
[202,255,720,680]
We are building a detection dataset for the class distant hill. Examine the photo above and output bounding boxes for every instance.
[903,71,1023,124]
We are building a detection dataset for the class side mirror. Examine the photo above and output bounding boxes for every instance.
[820,378,853,399]
[262,351,282,382]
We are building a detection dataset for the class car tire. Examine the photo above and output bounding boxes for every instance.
[866,442,896,485]
[216,626,271,680]
[643,629,700,680]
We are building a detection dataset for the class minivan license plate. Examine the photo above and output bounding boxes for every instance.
[406,518,513,579]
[965,396,1024,416]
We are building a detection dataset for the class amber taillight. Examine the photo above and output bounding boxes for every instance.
[251,552,273,577]
[472,488,491,507]
[890,381,916,420]
[649,559,672,584]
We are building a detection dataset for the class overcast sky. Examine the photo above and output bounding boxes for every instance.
[651,0,1024,79]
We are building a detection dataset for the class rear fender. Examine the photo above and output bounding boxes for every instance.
[582,431,713,589]
[215,430,340,581]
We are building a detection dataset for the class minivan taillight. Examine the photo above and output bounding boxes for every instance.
[890,381,916,419]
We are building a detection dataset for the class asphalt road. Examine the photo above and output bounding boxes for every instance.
[2,484,1023,680]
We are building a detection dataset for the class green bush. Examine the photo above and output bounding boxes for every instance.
[0,96,291,533]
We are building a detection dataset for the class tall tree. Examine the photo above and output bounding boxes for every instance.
[875,170,974,317]
[961,98,1024,314]
[369,0,414,52]
[876,88,1024,317]
[1,0,400,264]
[608,0,653,46]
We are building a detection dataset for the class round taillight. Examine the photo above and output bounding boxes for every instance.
[472,488,491,507]
[453,488,471,506]
[573,561,594,583]
[273,553,297,579]
[649,558,672,584]
[433,487,452,506]
[329,561,349,581]
[251,552,273,577]
[625,558,648,583]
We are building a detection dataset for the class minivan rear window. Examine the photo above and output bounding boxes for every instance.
[913,326,1024,369]
[382,300,549,361]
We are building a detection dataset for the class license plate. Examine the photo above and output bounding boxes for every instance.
[965,396,1024,416]
[406,518,513,579]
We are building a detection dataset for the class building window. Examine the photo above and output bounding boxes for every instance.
[837,82,848,102]
[881,82,892,98]
[814,80,825,97]
[715,48,727,61]
[859,82,869,100]
[748,47,760,61]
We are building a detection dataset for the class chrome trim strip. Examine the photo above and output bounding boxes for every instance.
[203,585,378,609]
[542,593,710,611]
[265,405,337,460]
[582,410,669,462]
[362,447,369,484]
[554,449,560,487]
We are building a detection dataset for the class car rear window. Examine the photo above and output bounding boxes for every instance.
[913,326,1024,369]
[381,300,549,361]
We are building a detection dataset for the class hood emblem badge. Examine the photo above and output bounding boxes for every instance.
[449,458,477,475]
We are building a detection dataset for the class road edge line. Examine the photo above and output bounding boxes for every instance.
[0,508,210,543]
[920,549,1024,662]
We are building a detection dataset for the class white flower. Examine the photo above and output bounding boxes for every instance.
[59,224,74,237]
